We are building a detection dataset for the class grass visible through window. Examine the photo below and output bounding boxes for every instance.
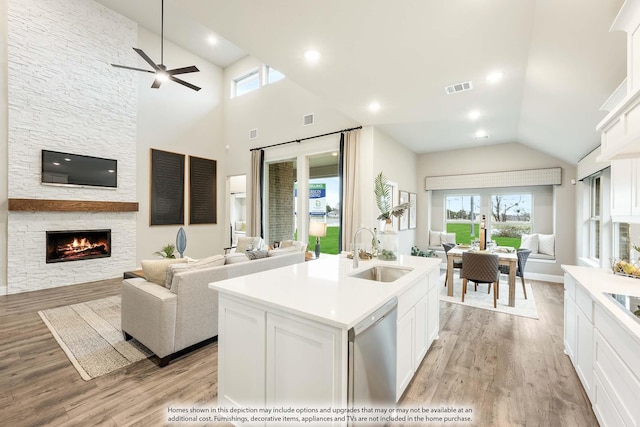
[446,223,522,248]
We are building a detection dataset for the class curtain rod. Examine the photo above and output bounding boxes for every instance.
[249,126,362,152]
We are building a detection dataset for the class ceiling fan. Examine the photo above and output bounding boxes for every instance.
[111,0,201,91]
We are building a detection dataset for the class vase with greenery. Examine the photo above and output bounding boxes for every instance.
[154,243,176,259]
[374,171,410,230]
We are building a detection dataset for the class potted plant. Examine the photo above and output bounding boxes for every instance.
[374,171,410,231]
[154,243,176,259]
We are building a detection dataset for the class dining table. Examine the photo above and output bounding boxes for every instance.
[446,245,519,307]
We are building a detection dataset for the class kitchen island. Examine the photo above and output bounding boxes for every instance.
[210,254,441,419]
[562,265,640,427]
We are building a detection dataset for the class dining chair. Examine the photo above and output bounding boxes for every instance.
[498,248,532,299]
[461,252,500,308]
[442,243,462,287]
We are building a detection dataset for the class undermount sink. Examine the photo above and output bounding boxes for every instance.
[350,265,413,283]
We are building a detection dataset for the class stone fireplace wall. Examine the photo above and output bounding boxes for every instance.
[5,0,138,293]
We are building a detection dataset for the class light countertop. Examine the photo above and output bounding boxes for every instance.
[562,265,640,340]
[210,254,441,329]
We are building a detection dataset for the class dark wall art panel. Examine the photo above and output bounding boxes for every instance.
[150,149,185,225]
[189,156,217,224]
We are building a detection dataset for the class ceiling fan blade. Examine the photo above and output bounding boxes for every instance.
[167,65,199,75]
[133,48,160,71]
[151,78,163,89]
[169,76,201,91]
[111,64,154,74]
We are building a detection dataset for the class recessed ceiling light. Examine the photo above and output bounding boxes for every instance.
[469,110,480,120]
[473,129,489,140]
[486,71,504,83]
[52,162,60,166]
[368,101,381,112]
[304,50,320,63]
[207,35,218,45]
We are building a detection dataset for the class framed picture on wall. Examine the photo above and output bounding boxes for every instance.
[399,191,409,231]
[409,192,417,229]
[150,149,185,225]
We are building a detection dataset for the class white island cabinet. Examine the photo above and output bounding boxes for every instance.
[211,255,441,424]
[562,266,640,427]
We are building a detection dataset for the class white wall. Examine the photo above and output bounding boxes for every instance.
[417,142,577,279]
[135,27,225,263]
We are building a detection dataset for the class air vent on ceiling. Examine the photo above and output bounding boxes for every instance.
[303,113,314,126]
[445,81,473,95]
[249,128,258,139]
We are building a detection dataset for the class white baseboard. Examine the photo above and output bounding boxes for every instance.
[527,272,563,283]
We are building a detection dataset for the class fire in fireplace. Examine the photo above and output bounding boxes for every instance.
[46,229,111,263]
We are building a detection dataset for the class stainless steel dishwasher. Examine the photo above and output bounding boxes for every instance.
[347,297,397,409]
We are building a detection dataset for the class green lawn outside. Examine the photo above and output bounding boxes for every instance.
[446,222,522,249]
[298,226,340,255]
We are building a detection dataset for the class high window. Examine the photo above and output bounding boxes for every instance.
[490,193,532,247]
[264,65,285,85]
[232,68,260,98]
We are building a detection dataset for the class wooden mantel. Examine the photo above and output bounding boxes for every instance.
[8,198,139,212]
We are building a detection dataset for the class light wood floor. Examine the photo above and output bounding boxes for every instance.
[0,278,598,426]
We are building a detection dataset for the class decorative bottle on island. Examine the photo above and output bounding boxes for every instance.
[479,215,486,250]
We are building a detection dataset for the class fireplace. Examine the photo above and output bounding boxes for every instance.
[46,229,111,263]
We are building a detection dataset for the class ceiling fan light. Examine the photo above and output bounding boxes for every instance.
[155,71,169,82]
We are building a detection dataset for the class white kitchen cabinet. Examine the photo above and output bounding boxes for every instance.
[610,158,640,219]
[217,295,266,408]
[563,273,577,362]
[413,294,428,368]
[266,312,342,407]
[396,308,415,398]
[575,284,594,400]
[427,269,440,346]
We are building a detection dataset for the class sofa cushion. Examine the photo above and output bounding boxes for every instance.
[268,246,298,256]
[225,252,250,264]
[164,255,225,288]
[141,258,188,286]
[538,233,555,257]
[236,236,264,252]
[246,250,268,260]
[520,233,539,254]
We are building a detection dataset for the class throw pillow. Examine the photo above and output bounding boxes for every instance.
[440,232,456,245]
[519,233,539,254]
[225,253,250,264]
[246,250,268,260]
[279,240,294,248]
[538,234,555,257]
[192,254,225,267]
[141,258,188,286]
[428,230,441,247]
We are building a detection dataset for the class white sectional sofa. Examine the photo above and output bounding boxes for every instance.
[121,251,305,366]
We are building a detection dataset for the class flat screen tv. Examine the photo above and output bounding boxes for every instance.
[41,150,117,188]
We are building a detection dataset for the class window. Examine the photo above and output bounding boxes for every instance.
[232,68,260,98]
[264,65,285,85]
[490,194,532,247]
[445,195,481,244]
[589,175,601,260]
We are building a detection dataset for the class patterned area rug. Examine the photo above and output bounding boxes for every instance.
[38,295,152,380]
[439,273,539,319]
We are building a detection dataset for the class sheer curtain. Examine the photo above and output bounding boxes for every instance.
[340,130,360,251]
[249,149,264,238]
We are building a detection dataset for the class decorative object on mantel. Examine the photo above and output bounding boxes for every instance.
[111,0,201,91]
[176,227,187,258]
[154,243,176,259]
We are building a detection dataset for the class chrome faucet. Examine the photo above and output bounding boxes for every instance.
[352,227,377,268]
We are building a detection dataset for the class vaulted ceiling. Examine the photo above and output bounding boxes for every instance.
[95,0,627,164]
